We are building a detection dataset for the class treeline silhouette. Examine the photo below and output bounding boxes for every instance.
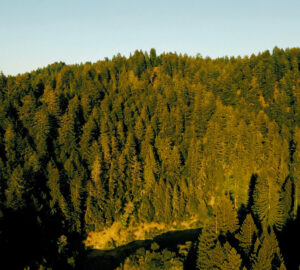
[0,47,299,269]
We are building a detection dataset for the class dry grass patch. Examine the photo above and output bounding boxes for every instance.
[84,218,200,250]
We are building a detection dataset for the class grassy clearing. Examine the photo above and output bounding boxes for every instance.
[84,218,200,250]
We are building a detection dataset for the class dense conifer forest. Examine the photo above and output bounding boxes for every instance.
[0,47,300,269]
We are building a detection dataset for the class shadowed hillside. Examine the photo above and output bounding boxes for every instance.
[85,228,201,270]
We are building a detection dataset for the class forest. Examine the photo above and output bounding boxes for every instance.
[0,47,300,269]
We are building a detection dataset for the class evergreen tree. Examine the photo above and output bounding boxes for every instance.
[197,222,218,269]
[47,161,69,218]
[138,196,155,223]
[252,229,285,270]
[143,144,158,192]
[292,126,300,216]
[40,85,60,117]
[34,109,51,157]
[236,213,258,255]
[5,165,25,210]
[252,173,284,231]
[0,48,299,268]
[215,197,239,234]
[222,242,242,270]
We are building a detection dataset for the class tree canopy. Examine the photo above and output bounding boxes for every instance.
[0,48,300,269]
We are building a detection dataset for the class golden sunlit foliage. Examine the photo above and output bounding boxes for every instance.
[0,48,300,269]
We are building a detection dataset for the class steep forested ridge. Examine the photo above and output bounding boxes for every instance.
[0,48,300,269]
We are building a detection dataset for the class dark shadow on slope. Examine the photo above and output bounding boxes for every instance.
[85,239,152,270]
[84,228,201,270]
[247,173,257,211]
[0,203,86,270]
[277,207,300,270]
[183,234,201,270]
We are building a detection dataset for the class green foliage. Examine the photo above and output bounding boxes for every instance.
[222,243,242,270]
[215,197,239,234]
[197,223,218,269]
[120,246,183,270]
[252,229,284,270]
[5,165,25,210]
[292,126,300,216]
[252,174,284,231]
[0,48,299,268]
[138,196,155,223]
[197,229,242,270]
[235,213,257,255]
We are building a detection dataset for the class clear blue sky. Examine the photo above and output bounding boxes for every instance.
[1,0,300,75]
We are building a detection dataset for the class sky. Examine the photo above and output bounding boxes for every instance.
[1,0,300,75]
